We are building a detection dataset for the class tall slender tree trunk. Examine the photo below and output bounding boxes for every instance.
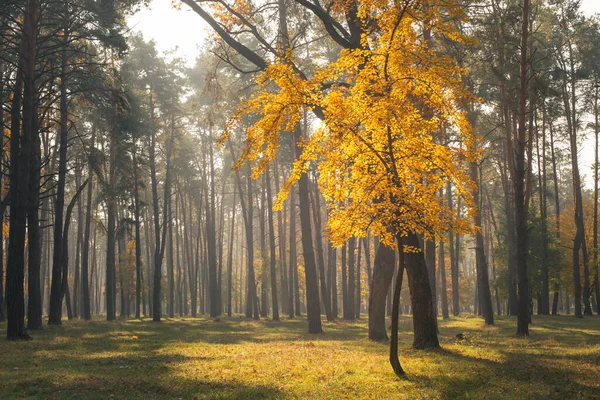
[549,120,561,315]
[275,162,289,315]
[133,148,142,318]
[259,176,269,318]
[538,109,550,315]
[389,235,405,377]
[309,173,332,321]
[347,237,356,321]
[425,238,436,317]
[342,243,348,318]
[447,182,459,316]
[515,0,530,335]
[593,82,600,315]
[207,133,219,318]
[265,167,280,320]
[293,125,322,333]
[329,242,337,318]
[438,213,449,319]
[27,101,42,330]
[227,186,236,317]
[471,157,494,325]
[48,22,71,326]
[288,184,297,318]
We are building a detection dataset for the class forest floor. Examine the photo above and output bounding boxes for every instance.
[0,314,599,399]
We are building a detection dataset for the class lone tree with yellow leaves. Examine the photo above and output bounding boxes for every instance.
[184,0,479,370]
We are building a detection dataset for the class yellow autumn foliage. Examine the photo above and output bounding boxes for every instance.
[225,0,477,248]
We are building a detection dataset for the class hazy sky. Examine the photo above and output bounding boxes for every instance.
[127,0,600,185]
[128,0,600,65]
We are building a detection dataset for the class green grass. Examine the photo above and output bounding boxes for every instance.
[0,314,599,399]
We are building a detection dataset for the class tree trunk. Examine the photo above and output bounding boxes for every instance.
[133,148,142,318]
[347,237,356,321]
[538,108,549,315]
[515,0,530,335]
[425,238,436,317]
[594,82,600,315]
[447,182,459,316]
[368,241,395,341]
[389,235,405,377]
[227,186,236,317]
[329,242,337,318]
[309,173,332,321]
[27,102,42,330]
[48,23,71,326]
[404,232,439,349]
[265,167,280,320]
[275,162,289,315]
[288,184,297,318]
[438,223,449,319]
[207,133,219,318]
[471,160,494,325]
[293,125,322,332]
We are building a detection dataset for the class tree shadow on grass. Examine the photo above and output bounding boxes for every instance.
[11,373,282,399]
[5,346,282,399]
[408,345,600,399]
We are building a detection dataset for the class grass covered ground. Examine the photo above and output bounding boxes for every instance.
[0,314,599,399]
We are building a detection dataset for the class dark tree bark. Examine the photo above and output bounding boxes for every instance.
[133,148,142,318]
[538,109,549,315]
[329,242,337,318]
[593,81,600,315]
[27,103,42,330]
[471,159,494,325]
[438,224,449,319]
[288,184,297,318]
[105,107,118,322]
[368,241,395,341]
[293,126,322,333]
[275,161,289,315]
[404,232,439,349]
[549,120,561,315]
[447,182,459,316]
[389,235,405,377]
[341,242,348,318]
[266,166,280,320]
[167,191,175,318]
[207,134,219,318]
[356,238,361,318]
[515,0,530,335]
[7,0,37,340]
[309,173,332,321]
[48,21,71,326]
[425,238,436,317]
[60,181,88,322]
[259,176,269,318]
[346,237,356,321]
[227,186,236,317]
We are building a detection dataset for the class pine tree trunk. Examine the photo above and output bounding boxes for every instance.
[471,159,494,325]
[309,173,332,321]
[27,107,42,330]
[49,23,71,326]
[133,149,142,318]
[447,182,459,316]
[515,0,530,335]
[404,232,439,349]
[265,167,280,320]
